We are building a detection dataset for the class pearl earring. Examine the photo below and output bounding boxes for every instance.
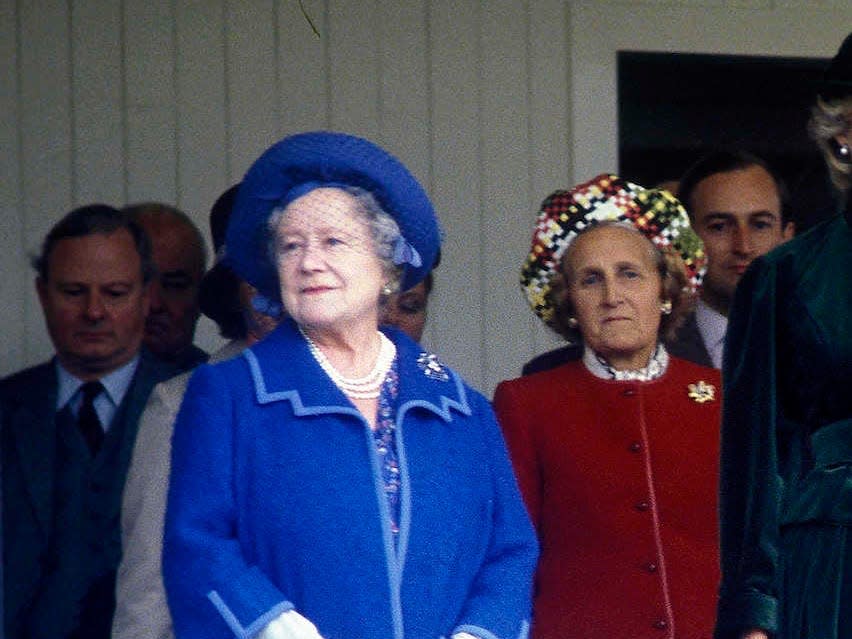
[567,317,579,328]
[831,138,852,165]
[381,282,395,296]
[660,300,672,315]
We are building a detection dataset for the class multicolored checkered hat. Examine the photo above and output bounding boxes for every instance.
[521,174,706,327]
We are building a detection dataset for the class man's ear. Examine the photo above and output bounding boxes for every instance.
[782,221,795,240]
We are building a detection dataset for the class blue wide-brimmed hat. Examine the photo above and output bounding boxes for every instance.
[225,131,442,301]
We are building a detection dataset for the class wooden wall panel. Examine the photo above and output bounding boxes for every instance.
[175,0,228,222]
[429,0,485,389]
[277,0,330,134]
[225,0,279,179]
[527,0,572,367]
[480,0,533,392]
[376,0,430,185]
[71,0,124,206]
[175,0,229,352]
[327,0,379,139]
[18,0,73,364]
[123,0,178,203]
[0,0,26,373]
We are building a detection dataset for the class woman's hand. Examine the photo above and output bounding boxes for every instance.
[741,630,769,639]
[258,610,326,639]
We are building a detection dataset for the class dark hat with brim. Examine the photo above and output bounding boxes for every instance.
[199,184,242,326]
[225,131,441,301]
[820,32,852,101]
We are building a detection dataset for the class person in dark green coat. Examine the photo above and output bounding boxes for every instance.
[715,32,852,639]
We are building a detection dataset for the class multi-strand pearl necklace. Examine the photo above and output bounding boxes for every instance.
[300,327,397,399]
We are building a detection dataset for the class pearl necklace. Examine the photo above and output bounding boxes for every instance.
[300,327,397,399]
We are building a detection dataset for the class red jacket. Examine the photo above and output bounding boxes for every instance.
[494,356,721,639]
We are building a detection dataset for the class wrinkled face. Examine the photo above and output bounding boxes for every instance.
[37,229,150,380]
[274,187,386,334]
[689,165,792,313]
[566,225,664,370]
[137,215,205,361]
[381,280,429,342]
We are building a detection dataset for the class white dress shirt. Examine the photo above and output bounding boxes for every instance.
[55,355,140,431]
[694,299,728,370]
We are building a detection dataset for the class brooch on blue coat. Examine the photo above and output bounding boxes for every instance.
[687,380,716,403]
[417,352,449,382]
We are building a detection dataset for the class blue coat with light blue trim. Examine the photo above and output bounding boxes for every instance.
[163,319,538,639]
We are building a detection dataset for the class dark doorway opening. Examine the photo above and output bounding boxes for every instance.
[618,51,836,231]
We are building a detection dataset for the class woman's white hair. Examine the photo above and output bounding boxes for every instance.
[267,185,403,292]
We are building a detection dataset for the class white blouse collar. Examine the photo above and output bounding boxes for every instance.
[582,343,669,382]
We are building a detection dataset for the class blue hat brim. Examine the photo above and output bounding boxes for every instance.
[226,131,441,301]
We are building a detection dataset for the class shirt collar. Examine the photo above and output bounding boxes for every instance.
[695,299,728,367]
[55,354,141,411]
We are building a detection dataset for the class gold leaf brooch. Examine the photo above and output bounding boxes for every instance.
[687,380,716,403]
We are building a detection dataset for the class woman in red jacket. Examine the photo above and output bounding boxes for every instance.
[494,174,721,639]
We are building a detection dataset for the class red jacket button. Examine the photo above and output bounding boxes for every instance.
[653,619,668,630]
[635,501,650,511]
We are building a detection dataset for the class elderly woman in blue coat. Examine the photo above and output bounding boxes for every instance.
[162,132,538,639]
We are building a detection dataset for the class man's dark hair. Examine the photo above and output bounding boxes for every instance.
[677,149,793,225]
[32,203,155,282]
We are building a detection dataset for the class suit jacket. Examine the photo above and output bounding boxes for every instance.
[1,351,177,639]
[666,311,714,369]
[520,344,581,376]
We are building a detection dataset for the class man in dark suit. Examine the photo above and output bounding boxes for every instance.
[1,205,177,639]
[670,149,795,369]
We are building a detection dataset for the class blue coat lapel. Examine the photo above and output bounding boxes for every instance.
[393,335,472,423]
[242,320,471,423]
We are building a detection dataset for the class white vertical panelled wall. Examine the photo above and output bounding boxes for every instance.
[1,0,851,396]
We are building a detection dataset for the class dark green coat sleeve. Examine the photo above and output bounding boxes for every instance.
[715,257,784,638]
